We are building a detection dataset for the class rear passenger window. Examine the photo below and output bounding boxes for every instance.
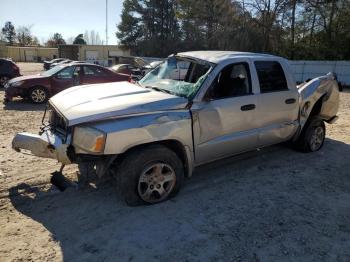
[83,66,107,76]
[254,61,288,93]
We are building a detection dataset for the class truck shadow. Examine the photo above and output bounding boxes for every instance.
[341,87,349,93]
[8,138,350,261]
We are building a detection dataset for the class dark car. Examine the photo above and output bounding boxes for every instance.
[43,58,67,70]
[5,63,130,103]
[0,58,21,87]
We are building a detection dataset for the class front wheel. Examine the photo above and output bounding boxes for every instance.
[29,87,48,104]
[294,117,326,152]
[116,145,184,206]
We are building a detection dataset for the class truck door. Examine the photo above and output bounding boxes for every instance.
[192,62,259,164]
[253,60,299,146]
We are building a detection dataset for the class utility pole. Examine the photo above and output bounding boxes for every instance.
[106,0,108,45]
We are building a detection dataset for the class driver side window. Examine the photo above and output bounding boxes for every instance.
[56,66,74,79]
[207,62,252,100]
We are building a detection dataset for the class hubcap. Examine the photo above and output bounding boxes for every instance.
[31,89,46,103]
[138,163,176,203]
[309,126,324,151]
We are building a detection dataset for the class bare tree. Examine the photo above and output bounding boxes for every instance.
[245,0,287,51]
[66,36,75,44]
[83,30,103,45]
[16,25,34,46]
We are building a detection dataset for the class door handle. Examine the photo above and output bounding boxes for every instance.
[241,104,256,111]
[285,98,296,104]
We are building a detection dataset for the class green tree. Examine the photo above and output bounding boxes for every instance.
[73,34,87,45]
[116,0,350,60]
[117,0,181,56]
[177,0,242,50]
[2,21,16,45]
[116,0,143,49]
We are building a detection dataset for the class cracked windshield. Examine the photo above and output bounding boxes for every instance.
[139,56,211,99]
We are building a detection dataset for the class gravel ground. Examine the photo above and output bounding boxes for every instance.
[0,63,349,262]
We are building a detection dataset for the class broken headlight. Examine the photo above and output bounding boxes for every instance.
[73,127,106,153]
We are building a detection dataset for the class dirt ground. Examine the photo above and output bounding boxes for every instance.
[0,63,349,262]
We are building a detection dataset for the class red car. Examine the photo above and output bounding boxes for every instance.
[4,63,129,103]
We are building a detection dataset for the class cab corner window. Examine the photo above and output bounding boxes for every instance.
[208,62,252,100]
[254,61,288,93]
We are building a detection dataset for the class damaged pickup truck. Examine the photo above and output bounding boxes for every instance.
[12,51,340,205]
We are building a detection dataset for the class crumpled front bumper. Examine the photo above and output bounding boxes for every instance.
[12,130,71,164]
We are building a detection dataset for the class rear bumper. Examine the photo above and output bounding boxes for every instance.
[12,130,71,164]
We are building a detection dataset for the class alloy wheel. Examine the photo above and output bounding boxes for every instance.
[137,163,176,203]
[31,88,46,103]
[309,126,325,151]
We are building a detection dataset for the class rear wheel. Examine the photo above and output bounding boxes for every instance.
[294,117,326,152]
[116,145,184,206]
[29,87,48,104]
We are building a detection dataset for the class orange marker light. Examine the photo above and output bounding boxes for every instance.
[93,136,105,152]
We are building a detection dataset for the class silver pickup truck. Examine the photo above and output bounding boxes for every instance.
[12,51,339,205]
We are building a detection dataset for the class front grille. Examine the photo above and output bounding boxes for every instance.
[49,109,68,136]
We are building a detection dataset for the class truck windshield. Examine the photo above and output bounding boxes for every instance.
[139,56,212,99]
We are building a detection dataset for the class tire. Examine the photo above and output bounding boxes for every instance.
[77,162,97,188]
[29,86,48,104]
[116,145,184,206]
[294,117,326,152]
[0,75,10,87]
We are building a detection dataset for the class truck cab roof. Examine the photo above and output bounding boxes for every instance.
[177,50,281,64]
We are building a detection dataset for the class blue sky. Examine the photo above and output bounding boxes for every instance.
[0,0,123,44]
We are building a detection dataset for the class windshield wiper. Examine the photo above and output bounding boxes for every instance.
[145,86,173,95]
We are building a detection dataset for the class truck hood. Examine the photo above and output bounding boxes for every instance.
[49,81,189,126]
